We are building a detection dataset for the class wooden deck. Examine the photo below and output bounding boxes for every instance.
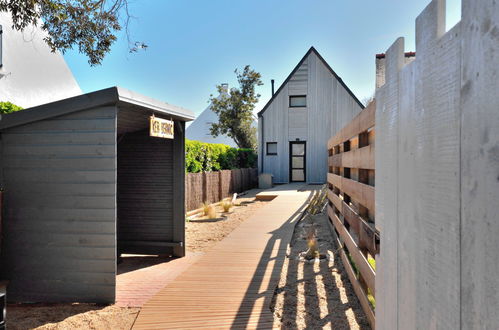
[132,185,315,329]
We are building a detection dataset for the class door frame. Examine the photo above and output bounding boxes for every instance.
[289,141,306,182]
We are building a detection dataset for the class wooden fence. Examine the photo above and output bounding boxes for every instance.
[185,168,258,211]
[327,101,378,329]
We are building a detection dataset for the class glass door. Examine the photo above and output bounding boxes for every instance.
[289,141,306,182]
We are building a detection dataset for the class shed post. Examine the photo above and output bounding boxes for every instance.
[172,121,186,257]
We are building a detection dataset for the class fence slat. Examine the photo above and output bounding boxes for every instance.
[328,174,375,211]
[329,145,375,170]
[328,101,376,149]
[327,101,377,328]
[185,168,258,211]
[328,205,375,295]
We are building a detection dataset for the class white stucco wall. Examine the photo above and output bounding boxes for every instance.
[0,12,81,108]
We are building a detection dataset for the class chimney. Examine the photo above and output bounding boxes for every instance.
[271,79,275,96]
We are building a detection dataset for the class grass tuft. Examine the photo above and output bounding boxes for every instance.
[221,201,232,213]
[206,205,217,219]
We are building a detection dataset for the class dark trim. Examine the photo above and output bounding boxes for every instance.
[0,25,3,68]
[172,120,186,257]
[376,51,416,59]
[266,142,278,155]
[289,95,307,108]
[289,141,306,182]
[258,47,365,117]
[260,117,265,172]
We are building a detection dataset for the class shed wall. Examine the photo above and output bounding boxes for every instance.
[117,129,174,255]
[0,106,117,303]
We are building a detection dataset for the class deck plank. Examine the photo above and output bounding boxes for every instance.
[133,185,314,329]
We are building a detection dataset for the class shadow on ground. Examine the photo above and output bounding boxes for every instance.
[230,186,370,329]
[117,255,175,275]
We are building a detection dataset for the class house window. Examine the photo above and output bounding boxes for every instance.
[289,95,306,108]
[266,142,277,155]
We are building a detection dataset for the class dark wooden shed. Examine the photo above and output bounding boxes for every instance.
[0,87,194,303]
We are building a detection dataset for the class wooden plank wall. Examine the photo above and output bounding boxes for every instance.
[327,101,377,329]
[117,129,175,255]
[184,168,258,211]
[0,106,117,303]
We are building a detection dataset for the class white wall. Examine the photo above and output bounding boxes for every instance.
[186,103,238,147]
[376,0,499,328]
[0,12,81,108]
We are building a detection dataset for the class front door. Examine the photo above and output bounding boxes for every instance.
[290,141,306,182]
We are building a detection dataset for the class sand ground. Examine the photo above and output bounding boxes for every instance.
[271,212,371,329]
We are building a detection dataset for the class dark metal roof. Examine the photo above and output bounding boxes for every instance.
[257,47,365,117]
[0,86,195,130]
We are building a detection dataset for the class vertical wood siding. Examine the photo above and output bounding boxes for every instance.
[117,129,174,255]
[261,51,362,183]
[0,106,117,303]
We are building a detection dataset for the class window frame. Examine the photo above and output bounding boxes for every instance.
[266,142,278,155]
[289,95,307,108]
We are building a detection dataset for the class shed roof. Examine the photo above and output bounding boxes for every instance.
[0,86,195,130]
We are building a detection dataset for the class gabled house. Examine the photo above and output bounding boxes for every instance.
[0,12,81,108]
[186,83,257,148]
[258,47,364,184]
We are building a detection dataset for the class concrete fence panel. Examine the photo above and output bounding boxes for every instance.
[375,0,499,328]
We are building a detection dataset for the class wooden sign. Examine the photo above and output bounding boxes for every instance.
[150,116,174,139]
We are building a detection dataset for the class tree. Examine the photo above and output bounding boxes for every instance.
[209,65,262,150]
[0,101,23,114]
[0,0,146,65]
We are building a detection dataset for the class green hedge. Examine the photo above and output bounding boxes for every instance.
[185,140,257,173]
[0,101,23,114]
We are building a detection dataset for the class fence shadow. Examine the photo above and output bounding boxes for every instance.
[230,189,370,329]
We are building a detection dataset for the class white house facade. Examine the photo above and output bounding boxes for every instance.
[0,12,81,108]
[186,83,256,147]
[258,47,364,184]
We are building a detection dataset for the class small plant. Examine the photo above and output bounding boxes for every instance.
[304,222,320,259]
[221,201,232,213]
[202,201,210,216]
[206,205,217,219]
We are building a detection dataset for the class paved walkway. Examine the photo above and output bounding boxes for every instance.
[132,184,315,329]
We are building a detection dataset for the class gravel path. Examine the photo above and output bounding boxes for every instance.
[271,212,371,329]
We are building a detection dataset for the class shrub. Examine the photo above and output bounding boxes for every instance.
[185,140,257,173]
[206,205,217,219]
[0,101,23,114]
[221,201,232,213]
[202,201,211,216]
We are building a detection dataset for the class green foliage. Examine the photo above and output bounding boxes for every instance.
[0,0,147,65]
[0,101,23,114]
[209,65,262,149]
[185,139,257,173]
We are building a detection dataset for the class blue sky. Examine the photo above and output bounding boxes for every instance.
[64,0,461,117]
